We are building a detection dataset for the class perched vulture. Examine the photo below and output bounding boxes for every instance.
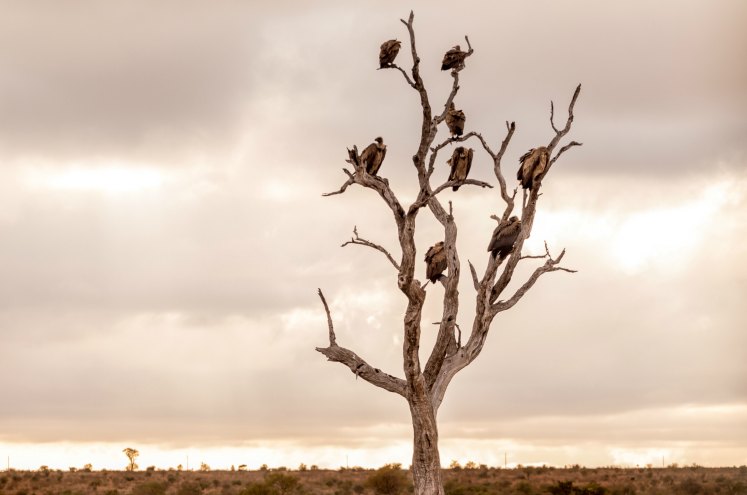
[445,102,465,137]
[379,39,402,68]
[487,216,522,260]
[441,45,468,71]
[360,137,387,176]
[425,241,447,283]
[447,146,474,191]
[516,146,549,190]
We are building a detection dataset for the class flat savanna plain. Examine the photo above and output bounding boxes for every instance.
[1,465,746,495]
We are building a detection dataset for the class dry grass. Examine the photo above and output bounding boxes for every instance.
[0,464,745,495]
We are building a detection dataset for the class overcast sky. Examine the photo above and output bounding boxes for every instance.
[0,0,745,470]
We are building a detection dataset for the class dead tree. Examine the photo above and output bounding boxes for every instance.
[317,12,581,495]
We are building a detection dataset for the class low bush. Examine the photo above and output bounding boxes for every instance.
[131,481,167,495]
[367,464,410,495]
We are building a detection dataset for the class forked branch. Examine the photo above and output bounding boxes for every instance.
[322,147,407,224]
[491,243,576,311]
[322,169,355,197]
[548,83,582,153]
[341,226,401,270]
[432,85,582,406]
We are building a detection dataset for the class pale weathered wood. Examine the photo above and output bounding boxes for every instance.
[341,226,401,271]
[315,289,407,397]
[317,12,581,495]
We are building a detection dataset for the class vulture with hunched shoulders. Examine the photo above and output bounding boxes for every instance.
[441,45,468,71]
[360,137,387,176]
[487,216,522,260]
[425,241,447,283]
[447,146,474,191]
[517,146,549,190]
[379,39,402,68]
[445,102,465,137]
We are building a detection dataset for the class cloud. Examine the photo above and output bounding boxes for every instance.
[1,169,744,449]
[0,2,270,164]
[3,402,745,468]
[2,1,744,176]
[0,0,746,467]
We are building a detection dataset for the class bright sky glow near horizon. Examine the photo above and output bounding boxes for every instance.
[1,0,746,471]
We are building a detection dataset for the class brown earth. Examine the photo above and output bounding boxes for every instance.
[0,464,745,495]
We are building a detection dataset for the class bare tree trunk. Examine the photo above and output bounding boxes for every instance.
[409,394,443,495]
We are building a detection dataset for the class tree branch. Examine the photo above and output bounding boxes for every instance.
[468,260,479,291]
[464,36,473,53]
[382,63,417,89]
[425,131,495,179]
[388,13,433,394]
[322,171,355,197]
[548,83,581,153]
[491,244,576,312]
[315,289,407,397]
[420,34,482,394]
[435,72,462,126]
[400,11,435,181]
[548,140,583,168]
[409,179,492,212]
[323,147,407,224]
[432,179,492,196]
[550,100,560,134]
[318,288,336,346]
[430,132,484,156]
[465,131,497,159]
[519,254,547,260]
[322,147,359,197]
[341,226,401,271]
[493,121,517,213]
[423,205,460,391]
[490,85,581,304]
[432,86,581,407]
[434,36,474,125]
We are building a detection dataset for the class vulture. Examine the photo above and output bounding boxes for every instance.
[516,146,549,190]
[425,241,447,283]
[447,146,474,191]
[379,39,402,68]
[441,45,468,71]
[360,137,387,176]
[445,102,465,137]
[488,216,522,260]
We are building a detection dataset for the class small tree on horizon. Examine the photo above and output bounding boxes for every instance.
[123,447,140,472]
[316,11,581,495]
